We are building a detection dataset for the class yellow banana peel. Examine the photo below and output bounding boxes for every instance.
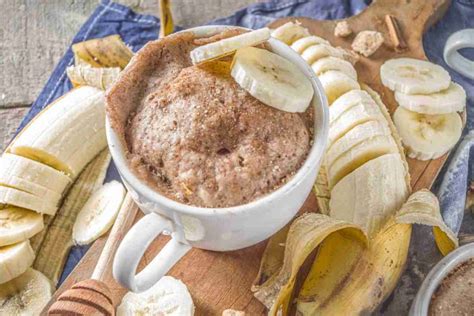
[313,165,330,215]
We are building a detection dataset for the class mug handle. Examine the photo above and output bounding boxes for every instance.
[443,29,474,80]
[113,212,191,292]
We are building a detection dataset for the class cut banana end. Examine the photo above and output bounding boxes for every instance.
[0,268,52,315]
[318,70,360,104]
[301,44,345,65]
[67,65,121,90]
[0,186,58,215]
[395,82,466,115]
[311,56,357,80]
[380,58,451,94]
[8,86,106,178]
[190,28,270,64]
[117,276,195,316]
[290,35,329,54]
[0,207,43,247]
[393,106,463,160]
[231,46,314,113]
[0,240,35,284]
[73,180,126,245]
[330,154,409,237]
[271,21,311,45]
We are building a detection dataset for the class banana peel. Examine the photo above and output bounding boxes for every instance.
[313,165,330,215]
[66,65,120,90]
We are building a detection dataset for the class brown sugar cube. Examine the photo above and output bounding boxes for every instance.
[351,31,384,57]
[334,21,352,37]
[222,309,246,316]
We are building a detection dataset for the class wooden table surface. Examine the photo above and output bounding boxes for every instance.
[0,0,262,151]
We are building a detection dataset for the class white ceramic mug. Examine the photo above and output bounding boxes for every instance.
[444,28,474,79]
[109,25,329,293]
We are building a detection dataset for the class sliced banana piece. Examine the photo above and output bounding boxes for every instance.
[291,35,329,54]
[271,21,311,45]
[0,268,52,315]
[328,135,398,188]
[312,56,357,80]
[395,82,466,114]
[0,186,58,215]
[8,86,106,178]
[73,181,126,245]
[380,58,451,94]
[0,240,35,284]
[301,44,345,65]
[0,207,43,247]
[0,153,71,194]
[231,46,314,113]
[0,176,62,205]
[191,28,270,64]
[318,70,360,104]
[330,154,409,237]
[393,106,462,160]
[117,276,195,316]
[330,89,372,123]
[329,101,385,146]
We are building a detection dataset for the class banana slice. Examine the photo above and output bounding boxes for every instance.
[0,268,52,315]
[117,276,195,316]
[0,186,58,215]
[0,176,62,205]
[8,86,106,178]
[329,89,372,122]
[330,154,409,237]
[73,180,126,245]
[395,82,466,114]
[190,28,270,64]
[311,56,357,80]
[0,240,35,284]
[0,207,43,247]
[380,58,451,94]
[329,101,385,146]
[393,106,462,160]
[0,153,71,194]
[327,135,398,188]
[271,21,311,45]
[318,70,360,104]
[291,35,329,54]
[231,46,314,113]
[301,44,345,65]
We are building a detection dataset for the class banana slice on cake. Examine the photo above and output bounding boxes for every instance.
[0,240,35,284]
[73,181,126,245]
[318,70,360,104]
[0,207,43,247]
[393,106,462,160]
[231,46,314,113]
[312,56,357,80]
[395,82,466,114]
[301,44,345,65]
[291,35,330,54]
[0,268,52,315]
[190,28,270,64]
[271,21,311,45]
[380,58,450,94]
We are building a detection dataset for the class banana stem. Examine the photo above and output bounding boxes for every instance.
[159,0,174,39]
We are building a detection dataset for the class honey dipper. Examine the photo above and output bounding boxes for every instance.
[47,194,138,315]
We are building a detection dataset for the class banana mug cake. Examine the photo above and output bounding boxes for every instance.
[106,29,314,208]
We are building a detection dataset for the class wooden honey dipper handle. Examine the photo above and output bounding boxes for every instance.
[48,194,139,316]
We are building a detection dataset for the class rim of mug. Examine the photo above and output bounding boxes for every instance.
[106,24,329,217]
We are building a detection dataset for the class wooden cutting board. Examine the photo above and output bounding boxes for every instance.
[43,0,453,314]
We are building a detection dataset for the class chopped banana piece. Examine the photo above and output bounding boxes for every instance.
[0,207,43,247]
[231,47,313,113]
[351,30,384,57]
[311,56,357,80]
[301,44,345,65]
[291,35,329,54]
[67,65,121,90]
[318,70,360,104]
[329,89,372,122]
[0,176,62,205]
[0,186,58,215]
[0,240,35,284]
[334,21,352,37]
[271,21,310,45]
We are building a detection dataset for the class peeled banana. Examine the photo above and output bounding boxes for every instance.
[0,207,43,247]
[271,21,310,45]
[0,240,35,284]
[0,186,58,215]
[311,56,357,80]
[318,70,360,104]
[291,35,329,54]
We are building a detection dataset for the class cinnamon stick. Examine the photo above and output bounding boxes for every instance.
[385,15,407,50]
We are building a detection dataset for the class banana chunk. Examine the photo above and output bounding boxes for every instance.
[0,176,62,205]
[393,106,462,160]
[0,153,71,194]
[271,21,310,45]
[380,58,451,94]
[190,28,270,64]
[330,154,409,237]
[0,268,52,315]
[0,240,35,284]
[117,276,194,316]
[318,70,360,104]
[8,86,106,178]
[291,35,329,54]
[231,46,314,113]
[329,89,373,122]
[0,207,43,247]
[301,44,345,65]
[73,181,126,245]
[311,56,357,80]
[0,186,58,215]
[395,82,466,114]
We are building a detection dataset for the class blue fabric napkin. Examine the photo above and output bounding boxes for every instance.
[14,0,473,313]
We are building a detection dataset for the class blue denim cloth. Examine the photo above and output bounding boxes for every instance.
[15,0,473,312]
